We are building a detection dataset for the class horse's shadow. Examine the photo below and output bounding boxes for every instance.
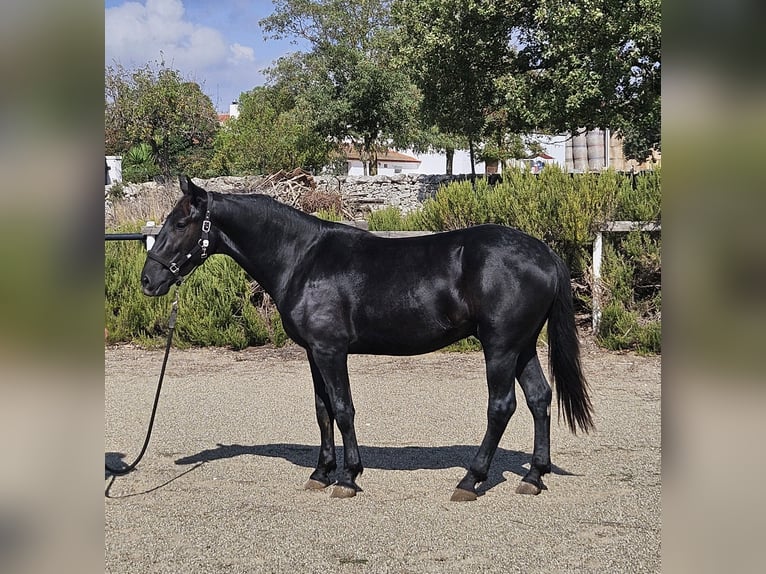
[175,442,574,495]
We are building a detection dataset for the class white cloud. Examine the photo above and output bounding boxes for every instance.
[105,0,260,105]
[229,43,255,64]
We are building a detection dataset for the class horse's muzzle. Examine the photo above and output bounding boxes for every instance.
[141,272,172,297]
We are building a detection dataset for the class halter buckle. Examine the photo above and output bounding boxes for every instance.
[202,220,211,233]
[169,261,180,274]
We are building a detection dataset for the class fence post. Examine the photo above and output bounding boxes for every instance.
[592,230,604,332]
[145,221,156,250]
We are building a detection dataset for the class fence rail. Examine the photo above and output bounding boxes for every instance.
[104,233,146,241]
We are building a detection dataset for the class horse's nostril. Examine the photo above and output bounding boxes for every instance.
[141,275,150,288]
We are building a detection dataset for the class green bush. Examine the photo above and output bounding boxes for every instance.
[315,207,343,222]
[616,167,662,221]
[106,167,660,354]
[596,230,661,353]
[367,206,421,231]
[597,303,661,354]
[416,179,490,231]
[107,182,125,200]
[105,233,286,349]
[122,143,161,183]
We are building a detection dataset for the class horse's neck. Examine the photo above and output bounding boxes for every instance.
[215,195,321,300]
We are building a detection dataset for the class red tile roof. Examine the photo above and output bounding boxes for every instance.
[344,145,420,164]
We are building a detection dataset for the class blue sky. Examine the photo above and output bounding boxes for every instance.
[105,0,309,112]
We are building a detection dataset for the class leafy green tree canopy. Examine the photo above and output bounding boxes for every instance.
[261,0,420,175]
[395,0,660,161]
[105,61,219,179]
[511,0,661,159]
[393,0,518,174]
[210,85,331,175]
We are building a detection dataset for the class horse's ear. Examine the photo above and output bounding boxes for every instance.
[179,175,194,195]
[179,175,206,209]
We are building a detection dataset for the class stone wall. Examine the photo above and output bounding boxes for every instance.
[105,173,478,226]
[313,173,458,214]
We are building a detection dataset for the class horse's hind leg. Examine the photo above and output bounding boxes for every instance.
[452,347,518,502]
[515,346,552,495]
[304,353,337,490]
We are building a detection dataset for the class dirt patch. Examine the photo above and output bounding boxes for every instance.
[106,338,660,573]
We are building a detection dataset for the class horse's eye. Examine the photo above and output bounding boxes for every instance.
[175,219,188,230]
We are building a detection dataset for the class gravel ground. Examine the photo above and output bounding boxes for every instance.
[105,339,660,573]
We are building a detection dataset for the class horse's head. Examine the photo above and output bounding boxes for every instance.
[141,175,213,296]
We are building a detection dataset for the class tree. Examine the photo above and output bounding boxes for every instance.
[210,85,332,175]
[261,0,420,175]
[105,62,219,179]
[511,0,661,159]
[395,0,660,163]
[409,125,468,175]
[393,0,517,177]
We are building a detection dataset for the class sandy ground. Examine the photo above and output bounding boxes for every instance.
[105,338,660,573]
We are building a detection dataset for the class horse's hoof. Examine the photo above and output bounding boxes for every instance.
[450,488,478,502]
[304,479,329,491]
[516,481,542,495]
[330,485,357,499]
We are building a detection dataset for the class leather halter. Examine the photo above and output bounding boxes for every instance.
[146,191,213,280]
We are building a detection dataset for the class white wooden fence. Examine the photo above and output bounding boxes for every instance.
[591,221,661,331]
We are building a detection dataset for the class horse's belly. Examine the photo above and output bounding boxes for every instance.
[348,301,475,355]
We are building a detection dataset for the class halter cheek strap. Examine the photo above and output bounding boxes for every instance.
[147,191,213,278]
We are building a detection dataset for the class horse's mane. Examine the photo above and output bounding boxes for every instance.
[220,192,332,235]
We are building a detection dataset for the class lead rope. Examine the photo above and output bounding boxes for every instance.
[105,288,179,476]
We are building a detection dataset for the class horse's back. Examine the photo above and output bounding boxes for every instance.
[282,223,560,354]
[307,222,560,308]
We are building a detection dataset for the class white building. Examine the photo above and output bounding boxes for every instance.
[105,155,122,184]
[346,129,626,176]
[344,146,496,176]
[345,148,422,176]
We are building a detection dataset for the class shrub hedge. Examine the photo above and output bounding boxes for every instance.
[106,165,660,353]
[105,224,286,349]
[369,165,661,353]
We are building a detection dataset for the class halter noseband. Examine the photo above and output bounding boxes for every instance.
[147,191,213,280]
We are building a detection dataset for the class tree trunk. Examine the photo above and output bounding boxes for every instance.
[369,147,378,175]
[159,136,172,180]
[469,139,476,180]
[445,147,454,175]
[364,137,378,176]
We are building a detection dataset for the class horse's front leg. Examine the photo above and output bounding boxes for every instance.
[304,353,337,490]
[309,347,363,498]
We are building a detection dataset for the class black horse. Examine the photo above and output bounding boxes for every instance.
[141,176,593,501]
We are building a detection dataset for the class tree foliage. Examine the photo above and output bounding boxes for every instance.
[210,85,331,175]
[103,2,660,177]
[105,62,219,179]
[395,0,661,162]
[261,0,420,175]
[510,0,661,159]
[394,1,516,146]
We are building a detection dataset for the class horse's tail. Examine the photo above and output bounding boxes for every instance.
[547,257,594,434]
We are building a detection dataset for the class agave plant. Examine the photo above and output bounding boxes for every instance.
[124,142,155,166]
[123,143,160,183]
